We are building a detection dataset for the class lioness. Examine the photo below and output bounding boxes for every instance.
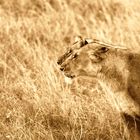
[57,36,140,138]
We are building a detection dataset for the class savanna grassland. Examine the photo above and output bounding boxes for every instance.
[0,0,140,140]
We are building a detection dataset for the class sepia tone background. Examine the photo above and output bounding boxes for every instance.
[0,0,140,139]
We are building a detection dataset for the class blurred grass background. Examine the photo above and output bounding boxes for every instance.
[0,0,140,139]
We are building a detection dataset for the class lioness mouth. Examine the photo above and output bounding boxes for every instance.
[64,73,75,79]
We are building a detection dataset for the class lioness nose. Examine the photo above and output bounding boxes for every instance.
[60,67,64,71]
[57,61,61,65]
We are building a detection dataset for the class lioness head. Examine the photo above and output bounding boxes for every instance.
[57,36,128,82]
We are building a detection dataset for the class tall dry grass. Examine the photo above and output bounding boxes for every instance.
[0,0,140,139]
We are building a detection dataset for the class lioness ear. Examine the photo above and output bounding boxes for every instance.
[74,36,83,43]
[89,47,109,62]
[73,36,94,48]
[73,36,86,48]
[73,36,84,48]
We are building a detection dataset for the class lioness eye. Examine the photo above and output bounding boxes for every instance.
[73,53,78,58]
[67,48,72,54]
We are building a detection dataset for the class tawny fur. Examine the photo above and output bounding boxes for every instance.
[57,36,140,139]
